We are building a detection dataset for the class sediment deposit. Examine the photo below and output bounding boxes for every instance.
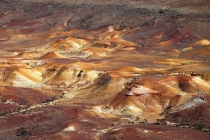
[0,0,210,139]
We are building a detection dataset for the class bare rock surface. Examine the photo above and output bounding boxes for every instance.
[0,0,210,139]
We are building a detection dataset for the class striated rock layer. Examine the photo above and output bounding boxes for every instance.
[0,0,210,139]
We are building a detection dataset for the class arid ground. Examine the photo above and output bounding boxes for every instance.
[0,0,210,139]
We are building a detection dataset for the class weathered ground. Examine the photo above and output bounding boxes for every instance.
[0,0,210,139]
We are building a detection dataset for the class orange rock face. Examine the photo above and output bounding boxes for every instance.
[0,0,210,139]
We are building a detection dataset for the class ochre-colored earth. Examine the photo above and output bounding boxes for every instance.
[0,0,210,139]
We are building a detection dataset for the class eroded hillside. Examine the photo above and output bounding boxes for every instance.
[0,0,210,139]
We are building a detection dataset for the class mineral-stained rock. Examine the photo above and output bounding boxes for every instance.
[0,0,210,139]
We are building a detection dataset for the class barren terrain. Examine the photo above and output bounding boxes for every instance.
[0,0,210,139]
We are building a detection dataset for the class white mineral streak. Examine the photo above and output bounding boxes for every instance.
[131,86,159,95]
[63,125,76,131]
